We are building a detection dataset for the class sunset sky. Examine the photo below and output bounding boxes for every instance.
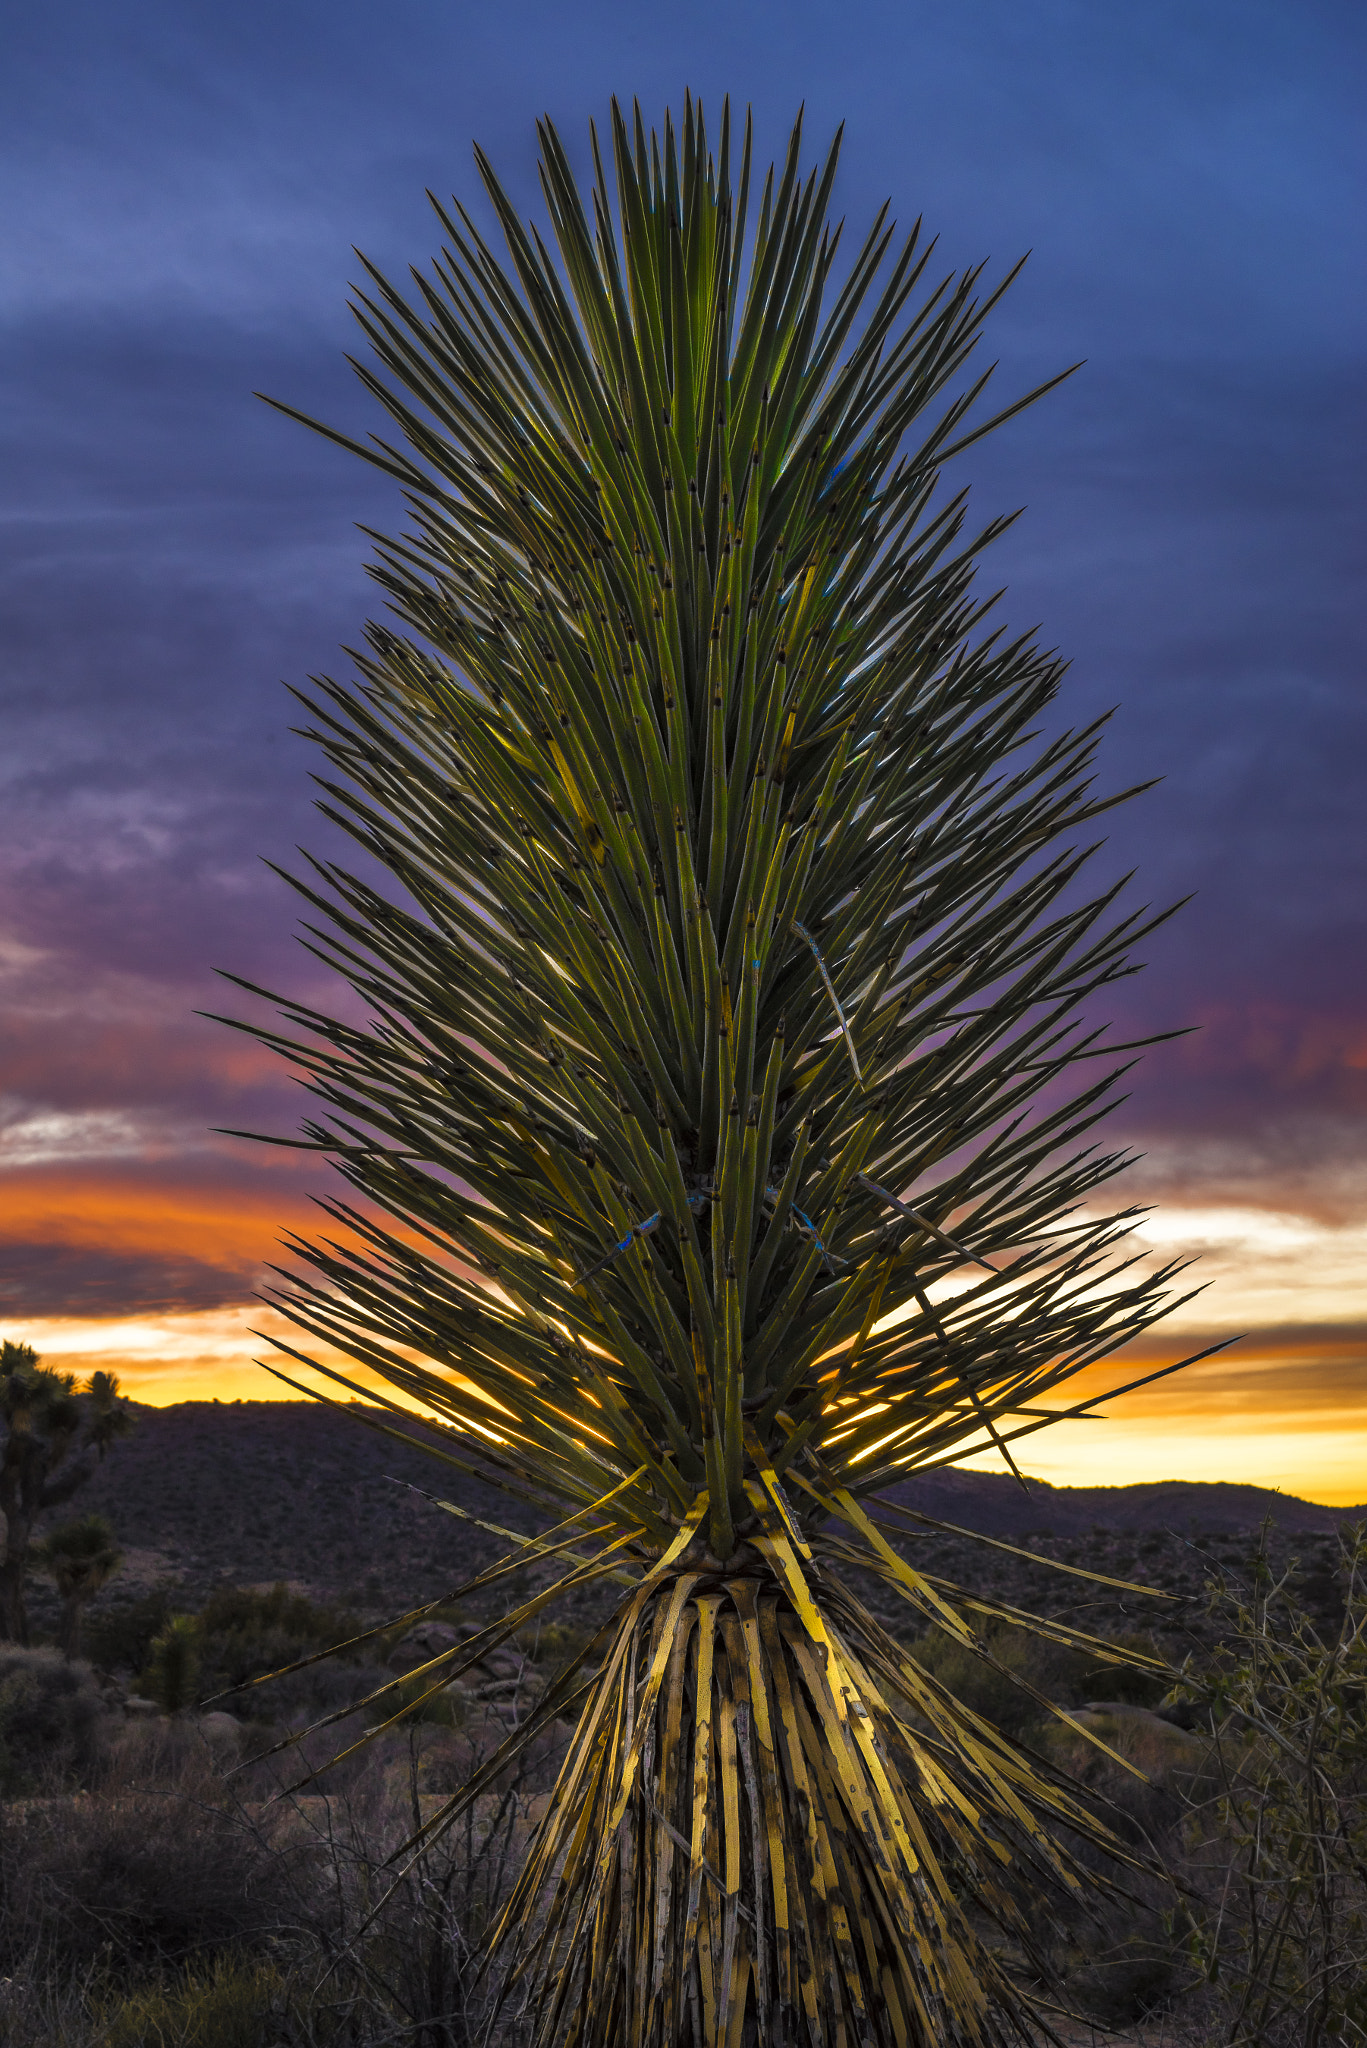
[2,1,1364,1501]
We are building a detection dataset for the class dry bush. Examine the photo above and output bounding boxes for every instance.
[0,1644,109,1792]
[911,1617,1168,1743]
[1027,1705,1221,2028]
[1170,1525,1367,2048]
[0,1723,308,1980]
[0,1684,542,2045]
[252,1750,538,2046]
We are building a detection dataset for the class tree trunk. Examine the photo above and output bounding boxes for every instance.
[0,1529,31,1643]
[0,1434,43,1645]
[494,1565,1061,2048]
[59,1592,83,1660]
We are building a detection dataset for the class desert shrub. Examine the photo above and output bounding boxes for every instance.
[1057,1930,1193,2030]
[0,1782,304,1977]
[911,1618,1166,1740]
[0,1958,99,2048]
[141,1613,204,1714]
[369,1669,467,1731]
[273,1757,535,2046]
[0,1725,541,2044]
[1076,1627,1170,1708]
[1174,1523,1367,2048]
[517,1617,594,1676]
[134,1586,370,1720]
[99,1953,304,2048]
[0,1950,334,2048]
[84,1584,178,1677]
[198,1583,365,1669]
[0,1645,109,1791]
[912,1623,1047,1739]
[179,1583,374,1723]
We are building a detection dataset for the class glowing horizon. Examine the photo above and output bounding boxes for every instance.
[8,1188,1364,1506]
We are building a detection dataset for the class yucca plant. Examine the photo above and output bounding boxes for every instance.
[225,97,1213,2047]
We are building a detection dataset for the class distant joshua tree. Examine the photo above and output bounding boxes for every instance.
[36,1511,124,1659]
[0,1342,130,1643]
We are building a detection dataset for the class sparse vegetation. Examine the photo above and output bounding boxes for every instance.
[0,1527,1359,2043]
[0,1723,537,2046]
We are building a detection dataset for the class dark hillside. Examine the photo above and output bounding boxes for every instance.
[60,1401,1363,1654]
[883,1466,1367,1538]
[75,1399,542,1613]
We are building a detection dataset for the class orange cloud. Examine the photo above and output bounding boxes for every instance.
[0,1163,316,1268]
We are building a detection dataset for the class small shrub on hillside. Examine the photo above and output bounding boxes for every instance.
[141,1612,204,1713]
[199,1583,365,1664]
[0,1723,546,2044]
[136,1584,374,1721]
[912,1618,1166,1740]
[517,1617,595,1676]
[0,1645,107,1791]
[196,1583,369,1713]
[83,1584,177,1676]
[370,1670,466,1730]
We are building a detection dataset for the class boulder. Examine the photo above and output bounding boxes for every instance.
[196,1710,246,1757]
[387,1621,464,1674]
[1062,1702,1214,1784]
[477,1674,543,1701]
[476,1647,524,1681]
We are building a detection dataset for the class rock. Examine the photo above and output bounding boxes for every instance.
[388,1621,464,1673]
[476,1648,523,1681]
[1082,1700,1206,1743]
[196,1710,246,1756]
[477,1676,542,1701]
[1153,1699,1205,1731]
[124,1695,162,1717]
[1061,1702,1214,1784]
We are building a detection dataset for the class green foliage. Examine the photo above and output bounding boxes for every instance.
[226,94,1192,2046]
[194,1581,365,1693]
[234,96,1186,1551]
[134,1584,370,1719]
[0,1344,129,1458]
[35,1511,122,1593]
[911,1618,1166,1740]
[372,1670,467,1729]
[98,1954,296,2048]
[142,1614,203,1715]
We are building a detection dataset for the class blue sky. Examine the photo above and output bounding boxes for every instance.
[1,0,1364,1491]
